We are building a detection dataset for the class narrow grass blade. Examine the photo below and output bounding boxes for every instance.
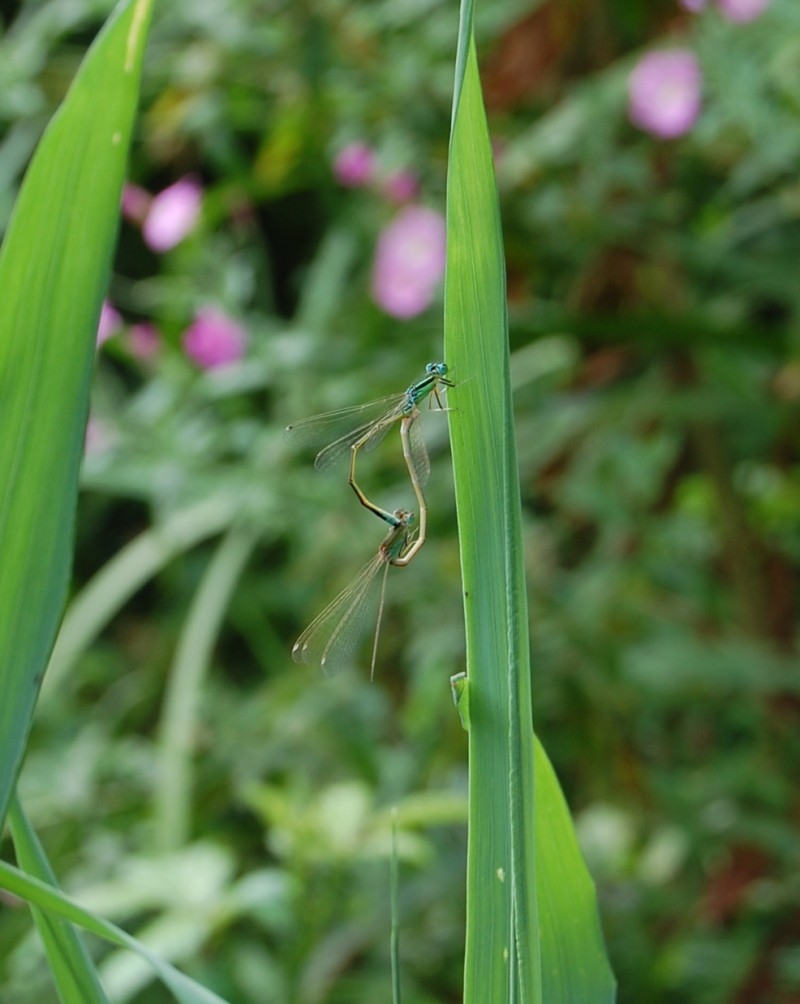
[8,795,110,1004]
[155,527,258,852]
[444,1,615,1001]
[0,857,232,1004]
[41,494,241,699]
[446,12,536,1001]
[390,808,401,1004]
[0,0,153,826]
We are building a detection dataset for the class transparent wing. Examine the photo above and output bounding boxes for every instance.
[406,412,431,488]
[311,404,404,472]
[326,559,393,679]
[292,551,389,676]
[284,393,405,454]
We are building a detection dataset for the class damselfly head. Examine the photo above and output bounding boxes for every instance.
[391,508,414,527]
[426,361,455,388]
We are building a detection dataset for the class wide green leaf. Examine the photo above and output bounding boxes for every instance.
[0,0,153,825]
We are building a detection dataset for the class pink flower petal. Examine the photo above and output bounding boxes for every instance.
[716,0,769,22]
[371,206,446,319]
[182,308,247,369]
[382,170,420,204]
[142,177,203,252]
[628,49,702,139]
[333,143,376,188]
[127,323,161,361]
[121,183,152,224]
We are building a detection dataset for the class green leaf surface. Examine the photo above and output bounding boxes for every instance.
[0,0,153,825]
[0,854,232,1004]
[444,1,616,1001]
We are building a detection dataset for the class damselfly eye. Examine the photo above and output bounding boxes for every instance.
[425,361,448,376]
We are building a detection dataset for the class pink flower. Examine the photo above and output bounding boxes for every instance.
[142,177,203,252]
[333,143,375,187]
[121,183,152,224]
[127,323,161,361]
[628,50,702,139]
[382,170,420,204]
[371,206,446,319]
[97,301,122,346]
[717,0,769,22]
[182,308,247,369]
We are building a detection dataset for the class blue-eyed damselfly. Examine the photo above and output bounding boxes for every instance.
[285,362,452,517]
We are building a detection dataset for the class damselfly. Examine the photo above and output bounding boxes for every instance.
[350,410,430,547]
[285,362,452,517]
[291,503,423,678]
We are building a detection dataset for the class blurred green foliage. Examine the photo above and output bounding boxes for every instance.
[2,0,800,1001]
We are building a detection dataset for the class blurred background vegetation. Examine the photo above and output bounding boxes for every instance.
[2,0,800,1001]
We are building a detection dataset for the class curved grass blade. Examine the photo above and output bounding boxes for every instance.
[155,526,259,852]
[0,855,231,1004]
[9,795,110,1004]
[0,0,153,826]
[42,495,240,699]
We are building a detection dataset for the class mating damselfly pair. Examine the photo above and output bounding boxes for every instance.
[286,362,454,677]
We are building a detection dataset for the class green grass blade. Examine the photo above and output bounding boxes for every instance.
[42,495,241,699]
[446,9,536,1001]
[0,856,232,1004]
[0,0,153,826]
[155,527,259,851]
[444,2,616,1002]
[8,795,110,1004]
[390,808,401,1004]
